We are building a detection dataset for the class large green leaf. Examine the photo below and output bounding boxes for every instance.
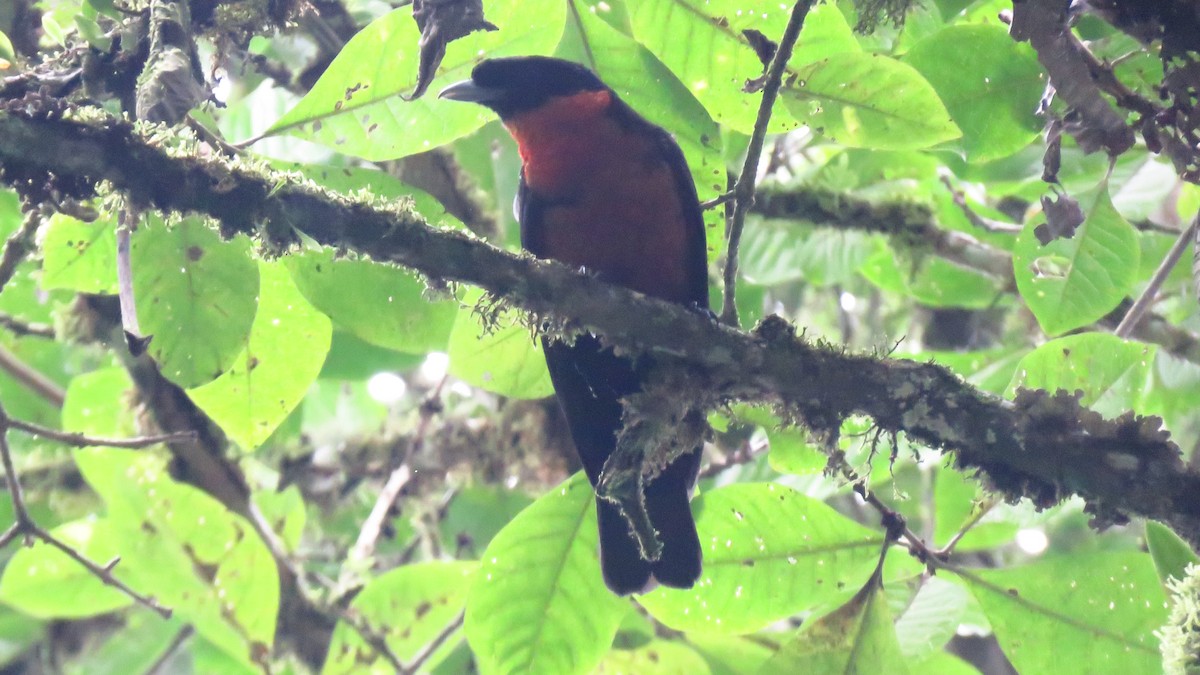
[960,552,1166,674]
[39,212,118,294]
[75,448,278,670]
[860,245,1003,309]
[60,366,136,438]
[465,473,628,675]
[782,52,960,150]
[639,483,883,634]
[1005,333,1155,417]
[131,216,259,387]
[285,248,457,354]
[0,519,134,618]
[188,260,332,450]
[596,639,711,673]
[1012,183,1140,336]
[903,24,1044,161]
[569,0,726,260]
[893,576,969,659]
[447,288,553,399]
[627,0,799,133]
[739,221,877,287]
[758,571,909,673]
[323,561,476,674]
[265,0,566,160]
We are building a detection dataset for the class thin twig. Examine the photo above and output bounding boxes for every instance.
[0,205,41,296]
[143,625,195,675]
[0,343,65,407]
[347,380,446,570]
[719,0,816,327]
[0,312,54,338]
[401,612,465,675]
[7,418,196,448]
[0,402,172,617]
[116,206,149,353]
[939,175,1023,234]
[936,497,999,557]
[1115,213,1199,338]
[700,191,734,210]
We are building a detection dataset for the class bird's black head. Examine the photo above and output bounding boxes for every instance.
[439,56,608,119]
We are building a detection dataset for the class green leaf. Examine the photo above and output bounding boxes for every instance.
[759,572,910,673]
[266,1,567,160]
[323,561,476,674]
[61,367,136,438]
[910,651,980,674]
[1145,521,1200,585]
[639,483,883,634]
[0,30,14,61]
[933,469,1016,552]
[131,216,259,387]
[439,486,535,558]
[1012,183,1140,336]
[627,0,798,133]
[893,576,969,659]
[465,473,628,675]
[860,246,1003,309]
[782,53,960,150]
[961,551,1166,675]
[790,3,860,67]
[1005,333,1155,416]
[740,221,877,287]
[75,448,278,669]
[0,519,134,618]
[285,248,456,354]
[187,260,332,450]
[447,288,553,399]
[39,212,118,294]
[569,1,726,260]
[688,634,775,675]
[596,639,711,673]
[765,428,825,476]
[903,25,1044,161]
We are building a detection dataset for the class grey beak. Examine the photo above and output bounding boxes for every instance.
[438,79,501,104]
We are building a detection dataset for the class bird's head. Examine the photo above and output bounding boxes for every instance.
[439,56,609,120]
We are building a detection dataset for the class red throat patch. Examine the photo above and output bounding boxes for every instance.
[503,90,614,195]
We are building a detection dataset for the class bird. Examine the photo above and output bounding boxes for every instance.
[440,56,708,594]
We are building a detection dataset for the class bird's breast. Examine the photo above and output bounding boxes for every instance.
[507,108,696,303]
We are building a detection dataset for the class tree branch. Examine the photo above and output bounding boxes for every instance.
[2,111,1200,547]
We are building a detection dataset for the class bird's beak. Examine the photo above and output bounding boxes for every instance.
[438,79,501,104]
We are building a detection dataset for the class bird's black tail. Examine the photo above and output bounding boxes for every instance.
[596,445,702,594]
[543,337,703,595]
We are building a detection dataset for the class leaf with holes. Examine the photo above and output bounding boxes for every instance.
[265,0,566,160]
[639,483,883,634]
[782,52,960,150]
[1005,333,1154,417]
[1012,182,1140,336]
[960,552,1166,674]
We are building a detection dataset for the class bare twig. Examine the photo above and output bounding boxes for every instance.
[116,207,149,354]
[939,175,1023,234]
[346,381,446,576]
[1114,213,1199,338]
[0,343,65,407]
[144,625,195,675]
[0,204,40,295]
[402,612,464,675]
[700,191,734,211]
[936,497,999,557]
[720,0,816,327]
[7,417,195,448]
[0,312,54,338]
[0,401,172,618]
